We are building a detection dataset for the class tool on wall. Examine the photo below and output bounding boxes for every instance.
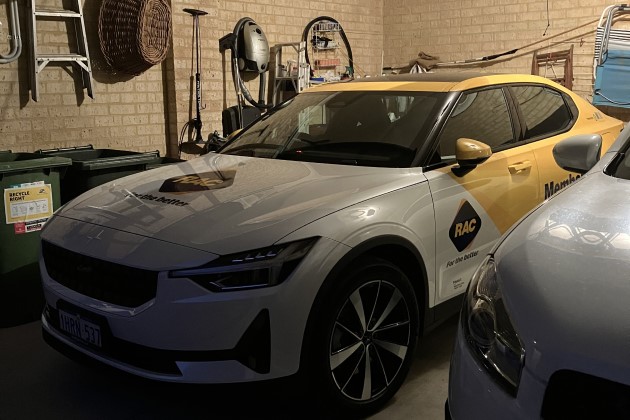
[179,8,218,156]
[219,18,272,137]
[0,0,22,64]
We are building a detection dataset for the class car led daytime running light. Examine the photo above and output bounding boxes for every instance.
[463,256,525,394]
[170,237,318,292]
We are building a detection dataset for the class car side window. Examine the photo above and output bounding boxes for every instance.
[511,86,572,140]
[435,88,513,161]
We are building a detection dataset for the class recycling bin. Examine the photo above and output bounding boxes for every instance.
[0,152,71,327]
[37,145,160,203]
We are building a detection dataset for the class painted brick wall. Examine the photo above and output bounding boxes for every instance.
[383,0,630,121]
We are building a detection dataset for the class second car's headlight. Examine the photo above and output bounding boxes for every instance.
[462,255,525,395]
[170,237,318,292]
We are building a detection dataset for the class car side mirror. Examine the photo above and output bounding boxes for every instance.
[452,138,492,177]
[552,134,602,175]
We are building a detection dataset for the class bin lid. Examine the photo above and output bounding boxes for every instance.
[0,153,72,174]
[38,148,160,170]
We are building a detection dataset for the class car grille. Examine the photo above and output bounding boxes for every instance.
[41,240,158,308]
[541,370,630,419]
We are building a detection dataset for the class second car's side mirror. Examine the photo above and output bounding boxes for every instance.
[452,138,492,177]
[552,134,602,175]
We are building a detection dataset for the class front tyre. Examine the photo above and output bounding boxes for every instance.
[310,257,419,417]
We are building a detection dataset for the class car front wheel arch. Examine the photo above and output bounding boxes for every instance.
[299,251,424,417]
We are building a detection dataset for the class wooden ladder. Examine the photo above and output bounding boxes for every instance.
[28,0,94,102]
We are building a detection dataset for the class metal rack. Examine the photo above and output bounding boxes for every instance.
[272,41,309,105]
[310,20,343,81]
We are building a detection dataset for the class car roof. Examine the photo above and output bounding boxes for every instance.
[306,72,564,93]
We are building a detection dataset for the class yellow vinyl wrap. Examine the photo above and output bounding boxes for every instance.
[309,73,624,236]
[441,110,622,234]
[304,72,624,305]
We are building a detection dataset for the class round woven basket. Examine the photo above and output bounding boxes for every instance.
[98,0,172,75]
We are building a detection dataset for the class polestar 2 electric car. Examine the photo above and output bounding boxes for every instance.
[39,73,623,416]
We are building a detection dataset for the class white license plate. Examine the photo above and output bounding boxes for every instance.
[59,310,102,347]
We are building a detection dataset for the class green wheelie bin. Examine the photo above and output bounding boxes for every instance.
[37,145,160,204]
[0,152,71,327]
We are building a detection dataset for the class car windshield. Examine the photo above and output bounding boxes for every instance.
[219,90,446,168]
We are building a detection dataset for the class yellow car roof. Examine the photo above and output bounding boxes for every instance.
[306,73,567,93]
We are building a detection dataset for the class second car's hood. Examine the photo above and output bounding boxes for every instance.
[58,154,424,254]
[496,172,630,384]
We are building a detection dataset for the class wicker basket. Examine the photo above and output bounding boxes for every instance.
[98,0,172,75]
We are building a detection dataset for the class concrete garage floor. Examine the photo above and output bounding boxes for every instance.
[0,316,457,420]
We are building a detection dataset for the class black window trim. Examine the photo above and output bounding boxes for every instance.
[421,85,520,170]
[505,83,578,146]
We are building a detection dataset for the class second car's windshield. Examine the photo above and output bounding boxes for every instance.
[220,90,446,168]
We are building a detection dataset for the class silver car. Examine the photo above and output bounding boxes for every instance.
[447,126,630,419]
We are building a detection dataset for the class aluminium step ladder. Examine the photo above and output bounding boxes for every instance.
[28,0,94,102]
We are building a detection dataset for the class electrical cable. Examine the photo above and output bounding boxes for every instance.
[593,90,630,106]
[542,0,550,37]
[302,16,354,77]
[436,17,603,67]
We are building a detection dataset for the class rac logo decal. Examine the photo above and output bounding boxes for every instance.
[449,200,482,252]
[159,170,236,193]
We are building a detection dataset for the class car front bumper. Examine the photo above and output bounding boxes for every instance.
[40,230,346,384]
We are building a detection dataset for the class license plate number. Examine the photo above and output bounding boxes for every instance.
[59,310,102,347]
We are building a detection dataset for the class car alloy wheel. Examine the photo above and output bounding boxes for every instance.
[329,278,412,401]
[307,256,419,416]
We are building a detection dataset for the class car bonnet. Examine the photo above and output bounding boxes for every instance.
[55,153,424,254]
[494,171,630,383]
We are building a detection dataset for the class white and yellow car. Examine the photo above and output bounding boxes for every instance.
[39,73,622,416]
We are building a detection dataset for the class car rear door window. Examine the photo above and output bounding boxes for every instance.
[511,86,572,140]
[436,88,513,161]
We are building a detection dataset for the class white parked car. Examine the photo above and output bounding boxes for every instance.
[39,73,622,416]
[447,125,630,419]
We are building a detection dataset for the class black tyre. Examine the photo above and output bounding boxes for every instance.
[308,256,420,417]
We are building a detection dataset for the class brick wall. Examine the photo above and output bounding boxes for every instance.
[0,0,171,154]
[0,0,383,157]
[383,0,630,121]
[1,0,627,159]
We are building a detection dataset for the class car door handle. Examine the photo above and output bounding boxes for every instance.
[508,161,532,174]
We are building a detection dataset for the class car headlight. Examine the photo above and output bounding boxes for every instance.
[462,255,525,394]
[169,237,318,292]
